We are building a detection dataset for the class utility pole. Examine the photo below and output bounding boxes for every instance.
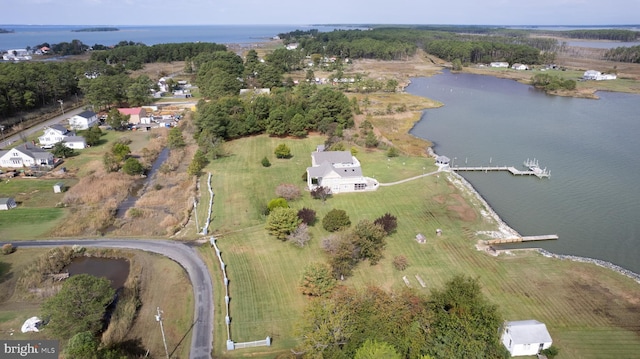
[58,99,64,115]
[0,125,5,146]
[155,307,170,359]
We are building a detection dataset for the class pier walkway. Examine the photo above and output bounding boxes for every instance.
[485,234,559,245]
[451,159,550,178]
[452,166,550,178]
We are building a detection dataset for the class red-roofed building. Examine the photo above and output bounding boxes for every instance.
[117,107,147,124]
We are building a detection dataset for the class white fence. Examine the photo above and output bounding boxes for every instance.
[203,173,271,350]
[232,337,272,350]
[201,173,214,235]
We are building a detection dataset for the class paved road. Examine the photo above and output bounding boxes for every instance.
[9,239,213,359]
[0,107,85,149]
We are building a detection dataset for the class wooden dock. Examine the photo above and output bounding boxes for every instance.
[485,234,558,245]
[453,166,550,178]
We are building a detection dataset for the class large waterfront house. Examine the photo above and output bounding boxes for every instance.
[0,144,54,169]
[500,320,552,357]
[69,110,98,130]
[306,146,378,194]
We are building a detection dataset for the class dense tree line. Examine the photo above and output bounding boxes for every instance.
[90,42,228,70]
[297,276,508,359]
[31,39,91,56]
[298,29,418,60]
[558,29,639,41]
[285,27,546,63]
[78,71,154,111]
[0,61,83,118]
[604,45,640,63]
[195,84,352,141]
[425,39,541,64]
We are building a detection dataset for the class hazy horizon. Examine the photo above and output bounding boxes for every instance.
[2,0,639,27]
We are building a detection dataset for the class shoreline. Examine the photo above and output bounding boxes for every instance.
[426,149,640,284]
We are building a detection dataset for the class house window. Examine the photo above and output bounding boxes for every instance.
[354,183,366,190]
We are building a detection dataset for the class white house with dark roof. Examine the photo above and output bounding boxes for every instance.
[0,144,54,168]
[38,125,86,149]
[501,320,552,356]
[38,125,74,148]
[69,110,98,130]
[306,148,378,194]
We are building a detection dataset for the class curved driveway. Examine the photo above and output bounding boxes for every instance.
[10,239,213,359]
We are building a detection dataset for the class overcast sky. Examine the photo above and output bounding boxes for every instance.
[2,0,639,26]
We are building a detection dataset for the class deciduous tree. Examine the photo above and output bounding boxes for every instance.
[322,209,351,232]
[106,108,129,130]
[266,207,301,240]
[374,213,398,234]
[354,339,401,359]
[122,158,144,175]
[275,183,301,200]
[167,127,186,148]
[311,186,331,202]
[352,220,387,264]
[52,141,75,158]
[41,274,115,339]
[299,262,337,297]
[83,125,102,146]
[288,223,311,247]
[297,207,316,225]
[426,275,507,359]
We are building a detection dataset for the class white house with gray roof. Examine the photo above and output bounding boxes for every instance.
[501,320,552,356]
[0,144,54,168]
[306,148,378,194]
[38,125,74,148]
[69,110,98,130]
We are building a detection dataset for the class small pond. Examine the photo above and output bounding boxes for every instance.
[65,257,130,290]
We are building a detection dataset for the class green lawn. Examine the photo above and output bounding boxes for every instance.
[0,178,73,240]
[203,134,640,358]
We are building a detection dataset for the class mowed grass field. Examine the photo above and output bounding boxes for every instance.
[0,178,76,239]
[203,134,640,358]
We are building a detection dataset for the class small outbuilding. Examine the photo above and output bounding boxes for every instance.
[435,155,450,167]
[501,319,552,357]
[53,182,65,193]
[0,197,17,210]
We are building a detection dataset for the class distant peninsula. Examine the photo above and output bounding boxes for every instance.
[0,28,15,34]
[72,27,119,32]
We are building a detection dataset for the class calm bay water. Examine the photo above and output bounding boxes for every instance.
[0,24,353,51]
[407,71,640,274]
